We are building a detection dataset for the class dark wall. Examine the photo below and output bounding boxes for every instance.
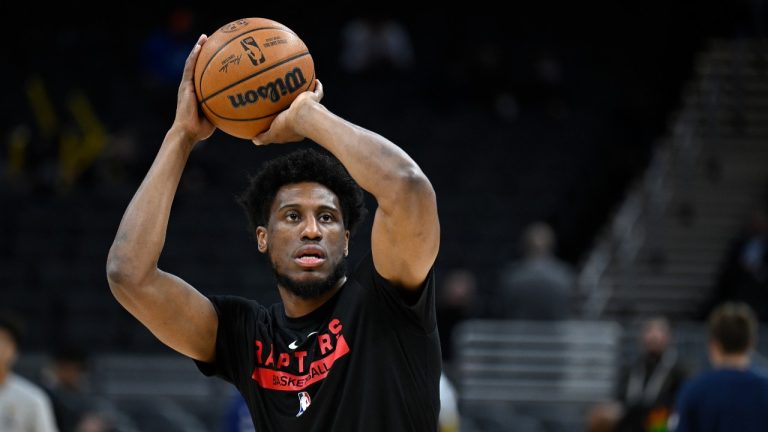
[1,4,760,351]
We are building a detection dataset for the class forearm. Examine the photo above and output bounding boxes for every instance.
[294,100,438,287]
[295,102,429,204]
[107,127,194,285]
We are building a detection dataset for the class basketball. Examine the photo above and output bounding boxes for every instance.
[194,18,315,139]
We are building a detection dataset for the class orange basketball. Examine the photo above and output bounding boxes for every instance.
[194,18,315,139]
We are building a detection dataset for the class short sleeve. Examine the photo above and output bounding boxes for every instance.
[194,295,264,384]
[353,253,437,333]
[32,386,58,432]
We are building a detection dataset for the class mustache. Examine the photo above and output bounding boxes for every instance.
[272,257,348,299]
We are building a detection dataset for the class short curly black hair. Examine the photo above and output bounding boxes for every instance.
[237,148,368,237]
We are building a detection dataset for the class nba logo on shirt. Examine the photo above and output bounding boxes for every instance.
[296,391,312,417]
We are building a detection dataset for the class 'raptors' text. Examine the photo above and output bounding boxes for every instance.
[251,318,349,391]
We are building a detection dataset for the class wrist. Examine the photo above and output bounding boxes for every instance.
[165,126,197,153]
[292,98,325,137]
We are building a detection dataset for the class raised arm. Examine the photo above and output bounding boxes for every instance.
[253,82,439,290]
[106,35,218,362]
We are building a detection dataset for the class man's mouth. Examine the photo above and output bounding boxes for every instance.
[296,256,326,267]
[294,246,327,268]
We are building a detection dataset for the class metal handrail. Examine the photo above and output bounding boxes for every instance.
[579,41,722,318]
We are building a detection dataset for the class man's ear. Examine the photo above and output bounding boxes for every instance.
[707,339,722,364]
[256,226,268,253]
[344,230,350,256]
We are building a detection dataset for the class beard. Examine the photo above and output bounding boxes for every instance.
[272,258,348,299]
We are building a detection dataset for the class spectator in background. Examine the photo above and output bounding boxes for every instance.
[223,389,255,432]
[436,268,479,375]
[704,207,768,321]
[339,15,414,75]
[670,302,768,432]
[141,8,197,90]
[42,344,134,432]
[434,272,470,431]
[439,372,459,432]
[41,345,92,432]
[586,400,622,432]
[0,312,58,432]
[616,317,688,432]
[496,221,576,319]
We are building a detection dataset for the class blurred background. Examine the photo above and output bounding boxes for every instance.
[2,2,768,432]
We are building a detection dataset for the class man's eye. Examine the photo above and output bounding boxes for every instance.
[287,212,299,221]
[320,214,333,222]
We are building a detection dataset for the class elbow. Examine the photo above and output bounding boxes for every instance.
[106,259,128,288]
[394,168,436,205]
[106,250,152,291]
[106,254,131,289]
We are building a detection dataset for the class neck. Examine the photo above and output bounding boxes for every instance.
[0,366,9,385]
[714,353,751,370]
[280,276,346,318]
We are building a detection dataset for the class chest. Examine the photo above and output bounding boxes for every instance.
[0,392,35,432]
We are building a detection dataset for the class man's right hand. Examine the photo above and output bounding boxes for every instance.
[172,34,215,148]
[251,79,324,146]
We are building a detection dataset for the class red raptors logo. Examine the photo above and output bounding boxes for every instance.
[251,318,349,391]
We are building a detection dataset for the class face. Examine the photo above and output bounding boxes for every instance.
[0,328,17,370]
[257,182,350,298]
[641,319,670,355]
[55,361,85,388]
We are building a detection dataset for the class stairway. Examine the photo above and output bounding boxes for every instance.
[579,39,768,320]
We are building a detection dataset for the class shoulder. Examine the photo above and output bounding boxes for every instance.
[7,374,52,405]
[675,378,698,407]
[348,252,376,283]
[500,260,525,274]
[347,251,437,329]
[209,294,269,317]
[347,252,384,291]
[208,294,260,307]
[671,357,692,378]
[544,257,577,278]
[681,369,725,394]
[349,251,434,294]
[678,371,706,394]
[746,367,768,385]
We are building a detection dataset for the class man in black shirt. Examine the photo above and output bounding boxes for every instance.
[616,317,687,432]
[106,32,441,432]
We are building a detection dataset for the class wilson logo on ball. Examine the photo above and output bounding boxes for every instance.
[227,67,308,108]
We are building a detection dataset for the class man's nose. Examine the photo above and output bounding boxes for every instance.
[301,216,322,240]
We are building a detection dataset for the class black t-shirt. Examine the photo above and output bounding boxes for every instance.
[195,253,441,431]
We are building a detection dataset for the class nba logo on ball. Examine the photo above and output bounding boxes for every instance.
[296,391,312,417]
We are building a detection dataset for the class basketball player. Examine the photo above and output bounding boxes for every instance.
[106,34,441,431]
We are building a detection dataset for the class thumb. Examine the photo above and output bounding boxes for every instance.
[252,132,269,146]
